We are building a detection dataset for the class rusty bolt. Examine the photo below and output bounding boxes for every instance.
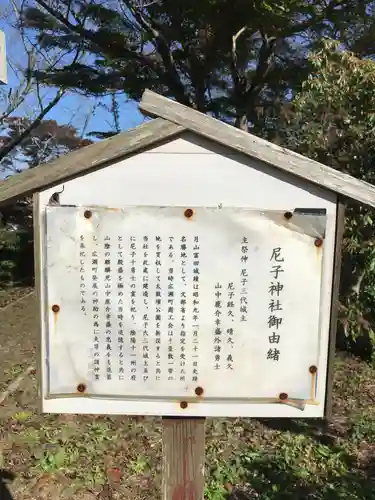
[314,238,323,247]
[184,208,194,219]
[309,365,318,374]
[180,401,188,409]
[195,386,204,396]
[284,211,293,220]
[84,210,92,219]
[279,392,288,401]
[77,383,86,393]
[51,304,60,313]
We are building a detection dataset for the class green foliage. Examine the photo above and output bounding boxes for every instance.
[128,455,150,474]
[0,227,33,287]
[9,2,375,359]
[0,120,91,288]
[21,1,375,130]
[205,456,245,499]
[1,352,373,499]
[349,414,375,444]
[279,39,375,360]
[204,417,375,499]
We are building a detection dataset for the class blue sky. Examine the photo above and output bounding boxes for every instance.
[0,13,144,138]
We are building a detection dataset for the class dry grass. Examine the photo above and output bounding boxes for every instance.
[0,291,374,499]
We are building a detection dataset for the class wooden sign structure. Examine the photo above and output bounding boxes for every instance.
[1,90,375,498]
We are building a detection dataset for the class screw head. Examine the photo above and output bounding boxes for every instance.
[84,210,92,219]
[195,386,204,396]
[51,304,60,313]
[314,238,323,247]
[184,208,194,218]
[77,383,86,393]
[279,392,288,401]
[180,401,188,409]
[309,365,318,374]
[284,211,293,220]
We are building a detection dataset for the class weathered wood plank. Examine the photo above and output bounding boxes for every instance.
[33,193,44,412]
[140,90,375,209]
[162,417,205,500]
[325,199,345,421]
[0,118,184,206]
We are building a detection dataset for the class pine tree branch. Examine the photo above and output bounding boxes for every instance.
[33,0,156,69]
[245,31,277,97]
[231,26,278,129]
[123,0,192,106]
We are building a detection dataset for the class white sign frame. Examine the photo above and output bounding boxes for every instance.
[0,31,7,85]
[35,132,338,418]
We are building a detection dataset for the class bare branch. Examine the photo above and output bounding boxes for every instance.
[34,0,155,70]
[230,26,249,129]
[0,89,64,163]
[351,268,366,295]
[35,80,44,111]
[246,31,277,94]
[0,66,33,124]
[111,92,121,134]
[232,26,247,61]
[80,102,100,139]
[231,25,248,82]
[230,25,278,130]
[132,0,161,7]
[10,0,21,19]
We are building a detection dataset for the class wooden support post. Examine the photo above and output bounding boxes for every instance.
[325,199,346,420]
[162,417,206,500]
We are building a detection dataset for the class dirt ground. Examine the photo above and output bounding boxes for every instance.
[0,289,374,499]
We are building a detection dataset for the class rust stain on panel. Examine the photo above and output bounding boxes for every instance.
[194,386,204,397]
[310,366,317,402]
[51,304,59,330]
[279,392,288,401]
[76,383,87,394]
[184,208,194,219]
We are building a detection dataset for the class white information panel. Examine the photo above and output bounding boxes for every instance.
[43,205,325,410]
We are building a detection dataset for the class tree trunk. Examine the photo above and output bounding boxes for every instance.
[235,112,248,131]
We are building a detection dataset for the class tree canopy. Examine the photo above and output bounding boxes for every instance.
[280,40,375,358]
[21,0,375,131]
[0,118,92,172]
[0,118,92,286]
[5,1,375,356]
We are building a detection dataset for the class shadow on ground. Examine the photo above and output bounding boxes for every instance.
[227,456,375,499]
[225,420,375,500]
[0,470,15,500]
[256,417,341,447]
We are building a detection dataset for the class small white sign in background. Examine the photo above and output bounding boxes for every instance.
[43,205,325,412]
[0,31,7,85]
